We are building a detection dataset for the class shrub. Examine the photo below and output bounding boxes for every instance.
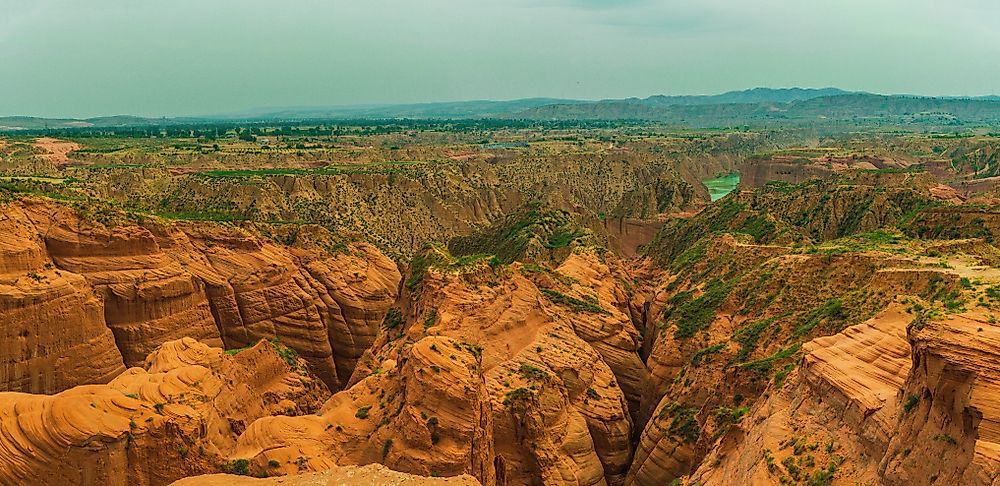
[933,434,957,445]
[517,363,548,381]
[220,458,251,476]
[382,308,403,329]
[714,406,750,425]
[355,406,371,419]
[502,387,532,406]
[269,339,300,369]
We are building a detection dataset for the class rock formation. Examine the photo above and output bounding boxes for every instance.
[0,338,329,485]
[0,202,126,394]
[687,305,1000,486]
[0,197,401,394]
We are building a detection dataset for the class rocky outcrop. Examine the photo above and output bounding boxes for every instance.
[0,197,401,394]
[381,249,636,485]
[24,201,223,366]
[556,252,649,420]
[628,229,966,485]
[171,226,344,389]
[230,336,493,482]
[881,312,1000,485]
[686,306,911,485]
[0,203,126,394]
[687,306,1000,486]
[645,174,940,263]
[226,246,642,486]
[295,243,406,385]
[736,157,834,188]
[153,228,401,391]
[0,338,329,486]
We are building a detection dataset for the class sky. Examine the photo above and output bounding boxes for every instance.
[1,0,998,118]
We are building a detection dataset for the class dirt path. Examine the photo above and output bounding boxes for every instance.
[33,137,80,166]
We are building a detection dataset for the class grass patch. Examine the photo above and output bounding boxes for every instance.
[790,298,845,339]
[738,343,801,374]
[731,315,784,362]
[517,363,549,381]
[269,338,301,369]
[668,279,733,339]
[657,402,700,444]
[540,288,611,315]
[690,343,727,366]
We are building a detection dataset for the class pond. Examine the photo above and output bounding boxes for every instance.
[702,172,740,201]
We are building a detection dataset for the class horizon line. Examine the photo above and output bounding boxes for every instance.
[3,87,1000,121]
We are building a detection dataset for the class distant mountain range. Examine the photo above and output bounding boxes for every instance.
[2,88,1000,131]
[515,92,1000,126]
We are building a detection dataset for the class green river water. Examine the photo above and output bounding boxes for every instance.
[702,172,740,201]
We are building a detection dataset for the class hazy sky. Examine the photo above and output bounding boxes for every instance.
[1,0,998,118]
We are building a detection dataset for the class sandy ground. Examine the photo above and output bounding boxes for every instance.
[33,137,80,165]
[169,465,481,485]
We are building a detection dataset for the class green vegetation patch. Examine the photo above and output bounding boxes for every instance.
[667,278,733,339]
[502,387,533,406]
[449,205,594,265]
[790,298,846,339]
[690,343,727,366]
[382,308,404,329]
[269,338,301,370]
[405,245,492,291]
[657,401,701,444]
[219,458,251,476]
[731,315,785,363]
[738,343,801,374]
[517,363,549,381]
[540,288,611,315]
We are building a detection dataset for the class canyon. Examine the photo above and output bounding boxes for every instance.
[0,129,999,485]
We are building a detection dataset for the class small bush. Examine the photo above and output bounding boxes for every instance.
[355,406,371,419]
[933,433,957,445]
[502,387,532,406]
[657,402,700,444]
[517,363,548,381]
[220,458,251,476]
[382,308,403,329]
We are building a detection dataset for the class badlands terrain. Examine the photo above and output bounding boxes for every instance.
[0,124,999,486]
